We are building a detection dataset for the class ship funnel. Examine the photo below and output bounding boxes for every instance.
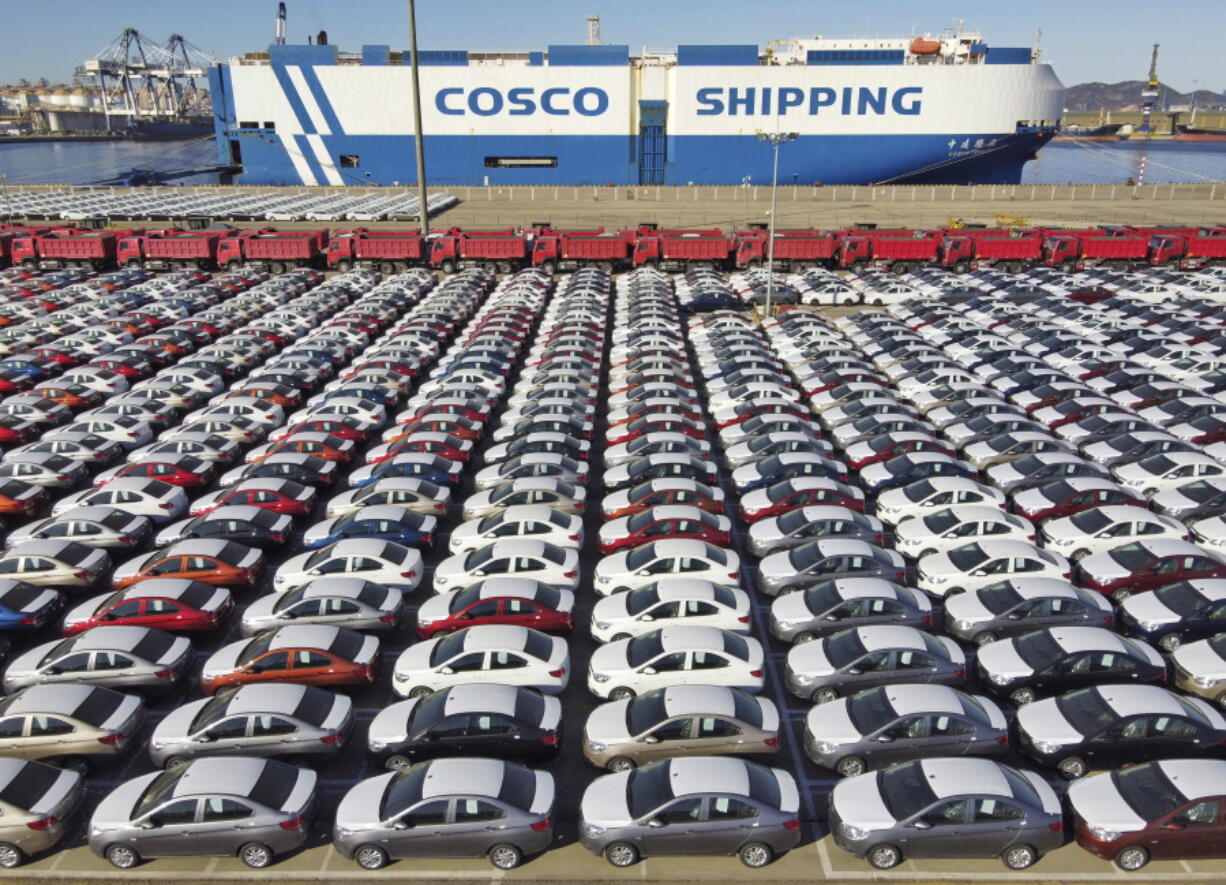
[275,2,287,45]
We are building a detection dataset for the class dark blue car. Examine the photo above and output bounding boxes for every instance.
[0,580,62,631]
[302,506,436,550]
[861,454,978,493]
[351,456,459,488]
[734,454,850,494]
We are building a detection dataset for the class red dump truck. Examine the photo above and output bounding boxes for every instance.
[833,234,941,272]
[530,228,634,273]
[939,232,1043,272]
[216,230,328,271]
[428,228,529,273]
[1147,227,1226,270]
[115,230,223,270]
[632,229,735,271]
[326,229,426,272]
[733,231,839,270]
[1043,233,1148,270]
[8,229,131,271]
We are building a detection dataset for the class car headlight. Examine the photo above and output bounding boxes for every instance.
[1051,536,1073,546]
[1135,619,1165,632]
[955,618,975,630]
[841,823,870,841]
[791,671,815,685]
[89,824,103,838]
[988,671,1012,686]
[1089,825,1120,842]
[1033,739,1062,754]
[335,825,355,839]
[393,671,408,683]
[1193,673,1218,688]
[587,740,607,752]
[926,574,948,584]
[591,672,609,683]
[368,739,386,752]
[774,620,796,632]
[594,621,611,631]
[582,821,607,837]
[814,740,838,755]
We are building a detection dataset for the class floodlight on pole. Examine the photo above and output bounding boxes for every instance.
[408,0,430,233]
[756,129,798,318]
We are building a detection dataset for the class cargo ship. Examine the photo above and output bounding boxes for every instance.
[206,26,1064,187]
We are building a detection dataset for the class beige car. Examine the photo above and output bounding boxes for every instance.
[0,684,144,772]
[582,684,780,772]
[0,757,85,867]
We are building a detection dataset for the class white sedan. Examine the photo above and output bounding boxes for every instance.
[592,540,741,598]
[916,540,1071,599]
[1113,452,1226,497]
[589,581,751,643]
[52,478,189,524]
[273,539,423,594]
[447,505,584,556]
[586,626,764,700]
[432,539,580,594]
[893,506,1035,559]
[875,478,1007,526]
[1040,505,1191,560]
[391,625,570,698]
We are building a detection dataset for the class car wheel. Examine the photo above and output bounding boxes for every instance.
[609,686,636,701]
[1002,844,1038,870]
[1057,756,1087,779]
[488,843,522,869]
[945,586,965,597]
[607,756,636,772]
[385,754,413,772]
[1114,845,1149,871]
[812,687,839,704]
[793,631,817,644]
[407,686,432,699]
[0,842,24,868]
[106,844,140,869]
[836,756,866,777]
[919,549,936,559]
[239,842,274,869]
[867,843,902,869]
[1072,549,1089,561]
[605,842,639,867]
[1009,687,1036,705]
[1158,633,1183,652]
[739,842,773,868]
[354,844,389,870]
[165,756,191,771]
[973,631,997,646]
[610,633,631,642]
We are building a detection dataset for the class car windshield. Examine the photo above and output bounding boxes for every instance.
[626,689,668,735]
[625,546,657,571]
[1057,688,1119,736]
[135,768,185,818]
[430,632,468,666]
[878,761,938,820]
[977,582,1024,615]
[947,545,988,571]
[625,586,661,616]
[847,687,896,734]
[1070,510,1114,534]
[1139,454,1178,475]
[464,546,496,570]
[239,633,274,665]
[1039,480,1078,502]
[789,543,829,570]
[1153,582,1209,616]
[1108,543,1156,572]
[777,509,817,534]
[627,760,674,820]
[1014,630,1064,669]
[1113,764,1187,822]
[190,691,234,731]
[627,632,665,668]
[825,629,869,668]
[766,481,799,502]
[903,480,937,502]
[921,509,960,534]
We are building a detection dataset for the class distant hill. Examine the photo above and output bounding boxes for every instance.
[1065,81,1224,112]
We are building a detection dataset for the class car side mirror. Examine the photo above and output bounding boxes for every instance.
[876,734,894,743]
[971,569,986,577]
[440,667,454,676]
[637,615,654,622]
[44,667,61,676]
[911,819,932,830]
[642,735,660,744]
[846,668,862,676]
[139,820,156,830]
[308,569,321,576]
[1164,820,1186,831]
[641,667,657,676]
[393,820,410,830]
[647,818,665,829]
[197,733,215,743]
[1005,612,1021,620]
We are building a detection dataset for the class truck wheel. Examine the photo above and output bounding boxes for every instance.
[21,259,36,270]
[953,261,969,274]
[270,261,286,274]
[598,261,614,273]
[380,261,395,275]
[227,260,241,271]
[441,260,456,274]
[1059,261,1074,272]
[540,260,556,275]
[335,260,352,272]
[126,260,142,269]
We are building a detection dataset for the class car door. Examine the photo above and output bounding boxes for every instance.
[1148,798,1225,860]
[901,798,975,857]
[499,598,547,630]
[291,649,340,683]
[0,716,30,754]
[387,799,454,858]
[967,796,1029,855]
[140,798,203,857]
[447,797,511,857]
[699,795,763,855]
[894,648,940,684]
[247,714,300,754]
[681,650,733,687]
[247,650,292,683]
[641,796,705,855]
[197,796,260,854]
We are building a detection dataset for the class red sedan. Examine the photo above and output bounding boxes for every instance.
[609,402,703,429]
[1076,540,1226,599]
[272,418,368,444]
[739,478,866,523]
[607,417,706,446]
[96,455,216,489]
[716,401,811,430]
[415,584,573,639]
[384,416,484,444]
[397,403,490,426]
[369,435,472,465]
[0,416,36,445]
[803,372,887,397]
[189,479,317,517]
[845,436,954,470]
[1011,478,1147,523]
[598,506,732,555]
[62,581,234,635]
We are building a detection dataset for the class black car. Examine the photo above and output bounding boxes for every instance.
[161,507,294,549]
[976,626,1167,705]
[366,684,560,770]
[1118,580,1226,652]
[228,456,337,488]
[1093,434,1201,467]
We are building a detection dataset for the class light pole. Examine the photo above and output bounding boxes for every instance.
[756,129,797,318]
[407,0,430,232]
[741,175,751,230]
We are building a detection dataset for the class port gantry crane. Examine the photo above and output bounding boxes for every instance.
[1139,43,1160,135]
[78,28,217,127]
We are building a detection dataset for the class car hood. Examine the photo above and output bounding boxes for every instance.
[987,464,1022,485]
[111,550,158,581]
[589,642,631,675]
[5,642,54,680]
[976,639,1031,679]
[152,698,205,744]
[804,700,861,745]
[585,699,632,744]
[394,641,434,674]
[829,772,896,829]
[1011,488,1045,512]
[335,772,394,830]
[414,594,452,624]
[942,591,993,625]
[1078,551,1130,581]
[1120,592,1179,625]
[580,771,633,827]
[1173,641,1226,680]
[368,699,416,747]
[1015,699,1081,746]
[1067,773,1146,833]
[90,771,156,830]
[200,640,245,680]
[786,641,835,677]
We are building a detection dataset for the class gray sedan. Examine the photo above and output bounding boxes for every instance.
[803,684,1008,776]
[88,756,318,868]
[757,540,906,596]
[240,578,404,636]
[332,757,554,870]
[148,683,353,768]
[3,626,192,693]
[827,757,1063,870]
[747,506,886,557]
[768,579,934,644]
[579,756,800,868]
[942,579,1115,645]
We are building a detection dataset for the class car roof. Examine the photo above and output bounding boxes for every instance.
[119,578,214,601]
[1045,626,1132,654]
[881,684,968,716]
[962,539,1047,557]
[661,685,742,717]
[1131,539,1218,557]
[2,683,100,714]
[419,757,510,800]
[163,539,242,557]
[268,624,342,650]
[174,757,270,799]
[222,683,312,716]
[6,539,93,558]
[666,756,756,799]
[436,683,525,718]
[830,579,905,600]
[459,624,531,651]
[315,538,395,556]
[68,625,157,652]
[1154,760,1226,802]
[198,505,272,522]
[857,625,930,652]
[657,625,730,651]
[484,504,571,524]
[918,758,1013,799]
[642,539,719,558]
[1099,684,1192,718]
[473,539,557,557]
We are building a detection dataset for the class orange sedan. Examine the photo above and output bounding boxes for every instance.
[0,478,49,516]
[198,625,380,694]
[230,384,303,409]
[247,433,356,464]
[30,383,104,410]
[382,416,484,445]
[111,540,264,590]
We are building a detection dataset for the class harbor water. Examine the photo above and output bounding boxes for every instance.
[0,137,1223,188]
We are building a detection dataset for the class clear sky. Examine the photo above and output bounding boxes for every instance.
[4,0,1223,93]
